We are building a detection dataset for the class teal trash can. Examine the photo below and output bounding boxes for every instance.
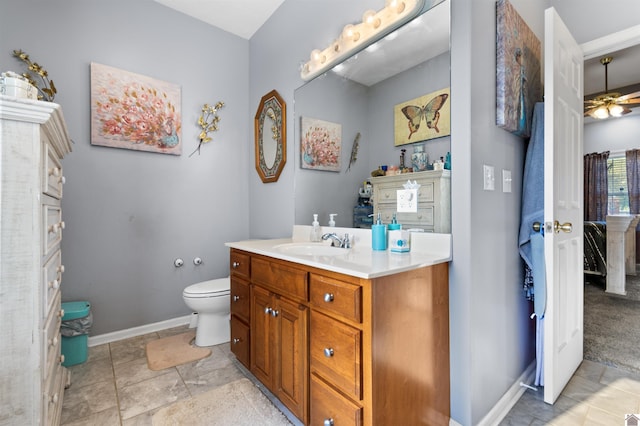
[61,301,92,367]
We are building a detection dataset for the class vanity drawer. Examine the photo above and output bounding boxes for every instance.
[230,315,250,368]
[378,204,434,226]
[230,276,250,323]
[311,374,362,426]
[43,292,62,383]
[230,250,250,279]
[42,249,63,319]
[310,311,362,400]
[310,274,361,323]
[251,257,308,302]
[43,203,63,256]
[375,180,435,204]
[42,141,64,199]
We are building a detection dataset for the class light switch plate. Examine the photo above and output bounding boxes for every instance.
[483,165,495,191]
[502,169,512,193]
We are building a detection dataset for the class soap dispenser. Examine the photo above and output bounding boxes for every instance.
[328,214,337,227]
[388,213,401,231]
[310,214,321,242]
[371,213,387,250]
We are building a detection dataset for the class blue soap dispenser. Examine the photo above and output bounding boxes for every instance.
[371,213,387,250]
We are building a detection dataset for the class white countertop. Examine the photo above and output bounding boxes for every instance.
[225,226,451,279]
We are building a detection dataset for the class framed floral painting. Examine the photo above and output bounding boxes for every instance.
[300,117,341,172]
[90,63,182,155]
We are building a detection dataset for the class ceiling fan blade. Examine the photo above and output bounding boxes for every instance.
[616,91,640,102]
[584,106,599,117]
[618,98,640,105]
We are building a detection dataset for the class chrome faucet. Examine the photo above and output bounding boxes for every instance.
[322,232,351,249]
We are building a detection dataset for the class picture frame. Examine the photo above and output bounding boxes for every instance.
[90,62,182,155]
[254,90,286,183]
[394,87,450,146]
[300,117,342,172]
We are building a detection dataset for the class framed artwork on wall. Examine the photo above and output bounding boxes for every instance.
[300,116,342,172]
[90,62,182,155]
[394,87,450,146]
[496,0,541,138]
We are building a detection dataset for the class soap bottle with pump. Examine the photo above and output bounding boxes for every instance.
[388,213,401,231]
[310,214,321,242]
[371,213,387,250]
[328,214,337,227]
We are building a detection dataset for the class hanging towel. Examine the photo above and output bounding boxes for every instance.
[535,317,544,386]
[530,232,546,317]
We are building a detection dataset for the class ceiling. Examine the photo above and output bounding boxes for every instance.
[153,0,285,40]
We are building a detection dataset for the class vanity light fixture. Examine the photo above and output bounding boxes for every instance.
[300,0,429,81]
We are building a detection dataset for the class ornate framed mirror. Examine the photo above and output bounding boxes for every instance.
[255,89,286,183]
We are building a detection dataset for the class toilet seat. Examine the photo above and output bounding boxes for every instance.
[183,277,230,298]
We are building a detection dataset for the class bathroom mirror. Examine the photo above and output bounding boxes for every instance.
[255,89,286,183]
[293,0,450,227]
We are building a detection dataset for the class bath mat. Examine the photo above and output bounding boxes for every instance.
[146,330,211,371]
[151,378,292,425]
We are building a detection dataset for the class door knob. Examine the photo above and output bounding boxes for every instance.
[553,221,572,233]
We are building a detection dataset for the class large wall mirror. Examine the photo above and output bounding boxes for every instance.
[255,89,286,183]
[294,0,451,228]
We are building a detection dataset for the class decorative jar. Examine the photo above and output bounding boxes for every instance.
[411,144,428,172]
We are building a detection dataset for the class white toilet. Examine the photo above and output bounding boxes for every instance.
[182,277,230,347]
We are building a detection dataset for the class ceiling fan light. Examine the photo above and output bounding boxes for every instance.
[608,104,624,117]
[592,106,609,119]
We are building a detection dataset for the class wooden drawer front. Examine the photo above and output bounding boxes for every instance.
[43,142,63,199]
[230,315,250,368]
[310,311,362,400]
[251,257,308,302]
[44,360,64,426]
[230,277,250,323]
[42,249,63,319]
[310,274,361,323]
[376,180,435,204]
[43,292,62,383]
[311,374,362,426]
[43,203,63,256]
[230,250,250,279]
[378,204,434,226]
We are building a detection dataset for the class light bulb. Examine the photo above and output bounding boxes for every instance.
[342,24,360,42]
[609,104,624,117]
[362,10,381,28]
[310,49,326,64]
[385,0,406,13]
[592,106,609,119]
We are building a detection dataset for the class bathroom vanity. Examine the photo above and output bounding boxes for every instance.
[227,228,451,426]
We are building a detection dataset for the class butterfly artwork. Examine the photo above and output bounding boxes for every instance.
[394,88,451,146]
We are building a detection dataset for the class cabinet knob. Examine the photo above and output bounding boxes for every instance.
[232,261,240,268]
[59,354,65,364]
[264,307,272,315]
[48,279,60,289]
[232,338,241,344]
[58,309,64,318]
[49,167,60,177]
[233,295,240,302]
[50,392,59,404]
[59,176,66,185]
[323,293,334,303]
[57,264,65,274]
[324,418,334,426]
[323,347,334,358]
[271,309,279,317]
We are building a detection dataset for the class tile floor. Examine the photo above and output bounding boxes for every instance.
[61,325,640,426]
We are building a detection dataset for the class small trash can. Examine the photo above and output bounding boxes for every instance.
[61,301,92,367]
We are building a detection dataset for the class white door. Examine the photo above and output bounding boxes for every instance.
[543,7,584,404]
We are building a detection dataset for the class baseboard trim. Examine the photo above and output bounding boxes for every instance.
[476,361,536,426]
[88,315,192,347]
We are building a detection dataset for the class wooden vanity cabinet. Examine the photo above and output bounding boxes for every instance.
[230,250,251,367]
[250,256,309,423]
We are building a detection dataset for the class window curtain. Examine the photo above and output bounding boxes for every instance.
[584,151,609,221]
[626,149,640,214]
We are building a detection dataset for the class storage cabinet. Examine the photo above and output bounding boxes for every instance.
[230,250,251,367]
[0,96,72,425]
[370,169,450,232]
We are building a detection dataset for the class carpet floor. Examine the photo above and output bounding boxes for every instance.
[584,274,640,373]
[151,378,292,425]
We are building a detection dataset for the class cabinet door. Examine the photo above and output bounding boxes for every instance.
[251,285,274,387]
[230,316,250,368]
[275,296,308,422]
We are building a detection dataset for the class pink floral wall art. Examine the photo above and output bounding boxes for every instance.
[90,63,182,155]
[300,117,341,172]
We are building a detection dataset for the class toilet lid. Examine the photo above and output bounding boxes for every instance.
[183,277,230,297]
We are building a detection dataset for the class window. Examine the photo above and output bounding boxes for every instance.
[608,156,629,214]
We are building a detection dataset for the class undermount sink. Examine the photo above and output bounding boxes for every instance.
[273,242,349,257]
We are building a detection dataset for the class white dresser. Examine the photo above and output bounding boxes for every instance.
[371,169,451,233]
[0,96,72,425]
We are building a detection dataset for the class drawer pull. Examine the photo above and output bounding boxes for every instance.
[232,261,240,268]
[48,279,60,289]
[57,264,65,274]
[49,392,59,404]
[323,293,334,303]
[324,418,335,426]
[271,309,279,317]
[48,336,59,347]
[59,354,65,364]
[232,338,241,344]
[323,347,334,358]
[232,295,240,302]
[264,307,272,315]
[49,167,60,177]
[58,309,64,318]
[58,176,66,185]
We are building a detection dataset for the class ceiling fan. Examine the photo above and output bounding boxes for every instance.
[584,56,640,119]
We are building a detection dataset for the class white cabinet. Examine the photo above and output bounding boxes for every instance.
[0,96,72,425]
[370,169,451,233]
